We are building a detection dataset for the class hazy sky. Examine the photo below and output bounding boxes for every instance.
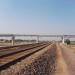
[0,0,75,35]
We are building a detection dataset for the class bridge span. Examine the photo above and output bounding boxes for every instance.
[0,34,75,45]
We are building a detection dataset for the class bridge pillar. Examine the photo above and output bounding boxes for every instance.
[61,36,65,44]
[37,36,39,43]
[12,36,15,46]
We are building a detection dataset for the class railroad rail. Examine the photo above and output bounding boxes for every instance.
[0,42,48,57]
[0,42,44,50]
[0,42,51,71]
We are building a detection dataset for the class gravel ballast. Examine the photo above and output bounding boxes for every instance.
[0,44,57,75]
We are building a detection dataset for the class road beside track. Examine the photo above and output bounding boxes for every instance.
[55,43,70,75]
[60,44,75,75]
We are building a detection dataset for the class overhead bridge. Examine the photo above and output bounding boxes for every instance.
[0,34,75,45]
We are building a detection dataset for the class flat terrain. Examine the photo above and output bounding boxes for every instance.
[57,44,75,75]
[0,43,75,75]
[68,45,75,50]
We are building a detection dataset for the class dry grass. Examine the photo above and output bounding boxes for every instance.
[0,44,57,75]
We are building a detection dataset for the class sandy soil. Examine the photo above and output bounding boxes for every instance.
[55,43,70,75]
[60,44,75,75]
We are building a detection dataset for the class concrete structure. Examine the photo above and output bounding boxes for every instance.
[61,36,65,44]
[0,34,75,45]
[11,35,15,46]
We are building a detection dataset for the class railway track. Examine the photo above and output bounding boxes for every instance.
[0,42,45,50]
[0,42,51,71]
[0,42,49,58]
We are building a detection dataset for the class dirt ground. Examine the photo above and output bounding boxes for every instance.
[55,43,75,75]
[55,43,70,75]
[60,44,75,75]
[1,43,75,75]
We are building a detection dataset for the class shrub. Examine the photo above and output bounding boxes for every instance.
[65,39,70,45]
